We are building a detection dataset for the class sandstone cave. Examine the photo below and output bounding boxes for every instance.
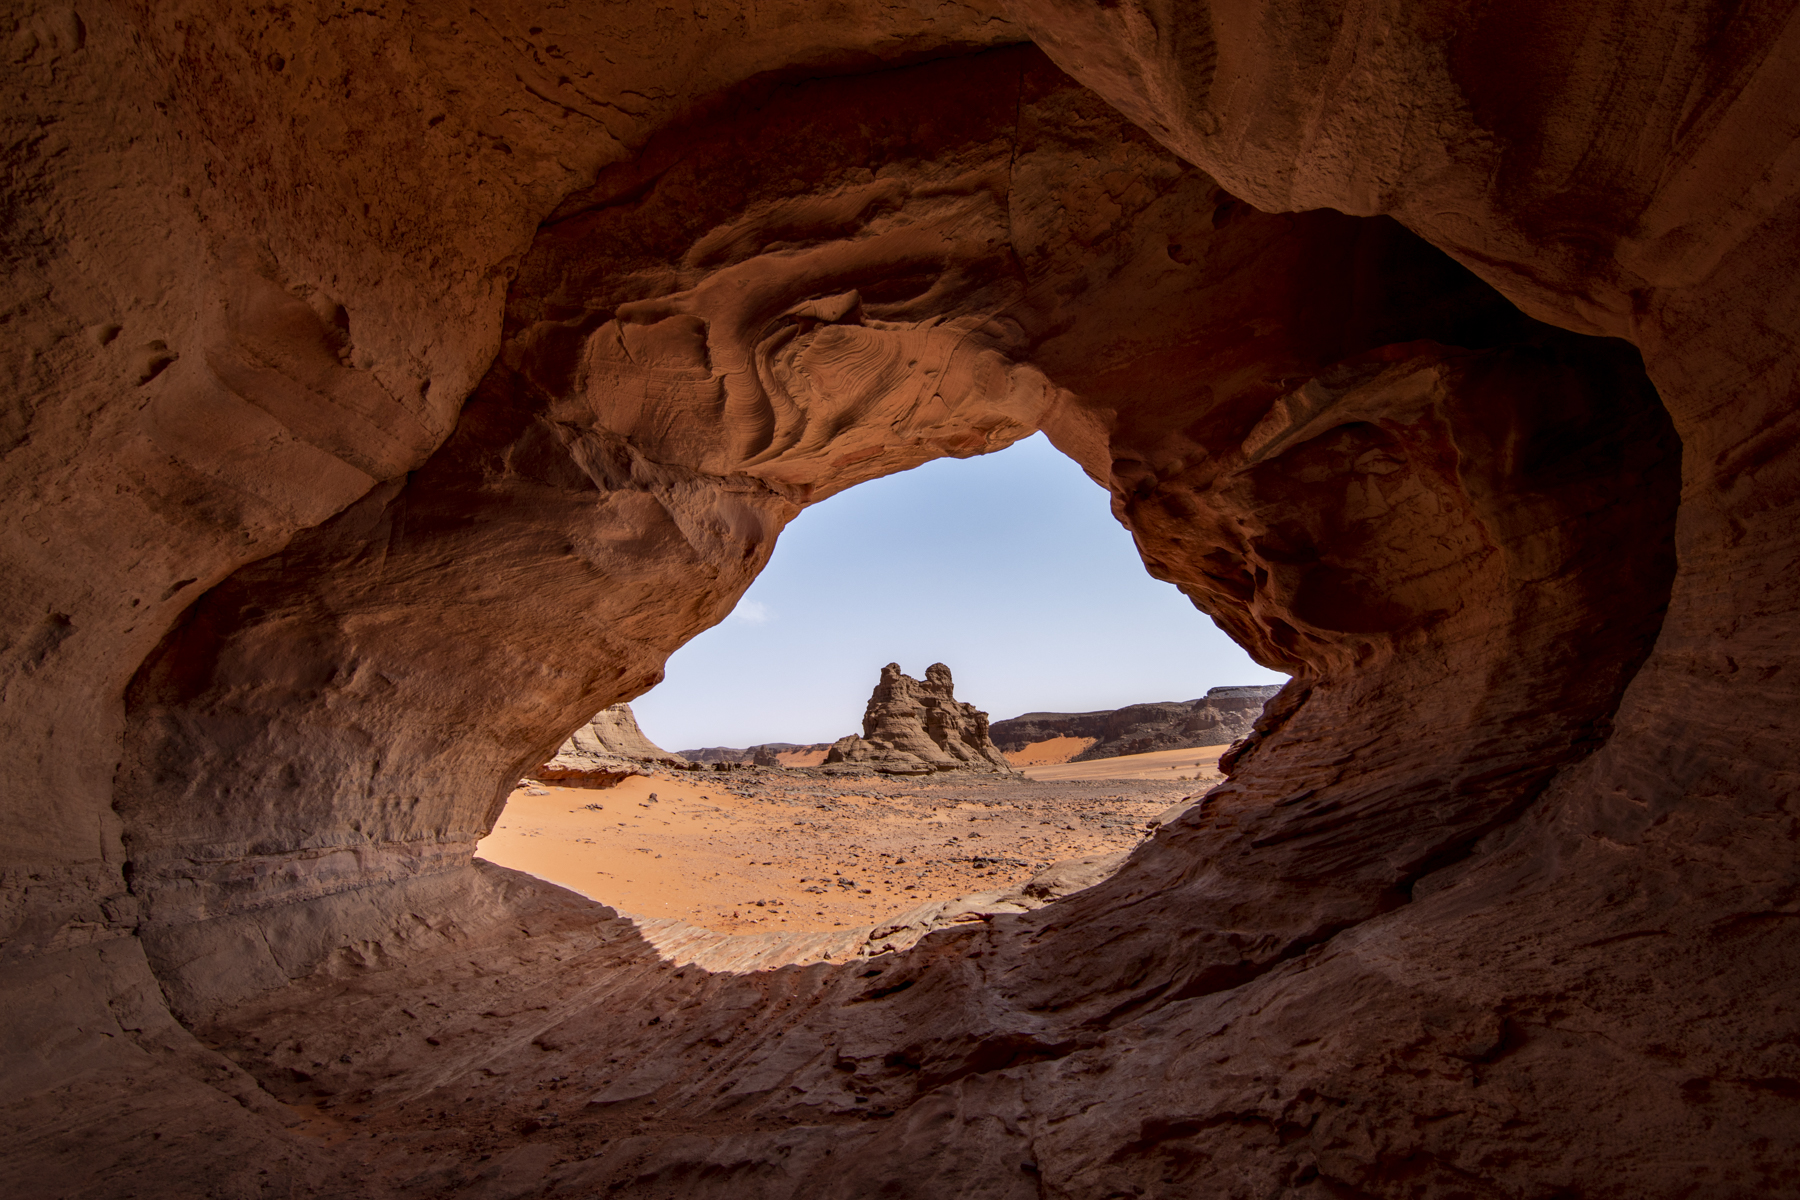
[4,3,1799,1196]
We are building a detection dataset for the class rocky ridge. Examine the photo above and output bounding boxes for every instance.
[991,684,1283,761]
[824,663,1017,775]
[678,742,834,766]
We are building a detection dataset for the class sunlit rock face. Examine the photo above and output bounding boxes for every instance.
[824,662,1017,773]
[5,4,1800,1197]
[534,704,690,784]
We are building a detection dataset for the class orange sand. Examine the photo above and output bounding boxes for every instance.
[1023,744,1231,782]
[1004,735,1098,766]
[772,748,828,766]
[477,772,1178,936]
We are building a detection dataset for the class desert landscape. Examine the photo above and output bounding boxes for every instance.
[480,768,1197,939]
[8,3,1800,1197]
[482,666,1232,951]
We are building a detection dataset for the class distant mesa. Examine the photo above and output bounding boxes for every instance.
[752,743,829,768]
[533,704,689,786]
[824,662,1018,775]
[991,684,1284,764]
[679,742,833,767]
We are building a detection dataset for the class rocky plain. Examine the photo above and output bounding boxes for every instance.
[7,2,1800,1197]
[483,769,1201,949]
[494,666,1227,957]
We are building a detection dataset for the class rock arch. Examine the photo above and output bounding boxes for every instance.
[4,5,1798,1197]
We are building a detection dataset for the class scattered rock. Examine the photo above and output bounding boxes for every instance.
[1147,797,1200,829]
[860,849,1131,955]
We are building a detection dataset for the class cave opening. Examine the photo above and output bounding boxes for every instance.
[472,429,1287,951]
[115,259,1683,1180]
[106,42,1683,1032]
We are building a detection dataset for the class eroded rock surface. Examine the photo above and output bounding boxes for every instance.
[824,663,1017,774]
[4,4,1800,1198]
[0,0,1025,978]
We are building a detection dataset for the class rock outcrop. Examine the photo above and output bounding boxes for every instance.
[680,742,833,766]
[533,704,688,784]
[823,663,1017,774]
[992,683,1283,760]
[6,6,1800,1198]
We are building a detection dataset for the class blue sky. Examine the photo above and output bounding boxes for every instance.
[632,432,1286,751]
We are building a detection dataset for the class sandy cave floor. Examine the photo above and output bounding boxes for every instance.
[477,749,1226,937]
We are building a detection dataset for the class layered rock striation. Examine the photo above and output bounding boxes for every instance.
[824,663,1017,774]
[533,704,689,784]
[992,683,1283,760]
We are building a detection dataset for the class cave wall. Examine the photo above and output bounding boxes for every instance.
[1011,0,1800,873]
[0,0,1020,975]
[111,50,1675,1025]
[4,1,1799,1196]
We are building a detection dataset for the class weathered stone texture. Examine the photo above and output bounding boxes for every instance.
[824,662,1017,774]
[533,703,689,784]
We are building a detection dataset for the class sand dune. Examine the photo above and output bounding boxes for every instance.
[1022,743,1231,782]
[1004,735,1098,766]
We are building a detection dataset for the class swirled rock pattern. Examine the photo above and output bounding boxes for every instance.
[3,4,1799,1198]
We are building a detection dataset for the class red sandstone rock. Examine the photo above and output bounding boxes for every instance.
[4,6,1800,1199]
[824,663,1017,774]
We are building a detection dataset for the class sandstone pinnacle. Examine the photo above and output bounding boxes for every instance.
[823,662,1017,775]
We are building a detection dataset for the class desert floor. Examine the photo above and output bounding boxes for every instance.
[477,751,1219,937]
